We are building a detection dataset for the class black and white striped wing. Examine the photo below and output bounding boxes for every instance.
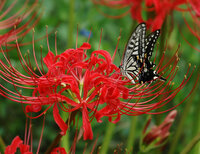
[122,23,146,68]
[145,30,160,60]
[121,23,146,83]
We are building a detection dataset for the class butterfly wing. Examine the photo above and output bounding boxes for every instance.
[145,30,160,61]
[138,29,166,83]
[120,23,165,84]
[121,23,146,83]
[122,23,146,68]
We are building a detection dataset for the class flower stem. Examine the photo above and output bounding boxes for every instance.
[126,116,137,153]
[0,136,6,152]
[67,0,74,48]
[60,112,69,152]
[181,132,200,154]
[192,95,200,153]
[99,122,115,154]
[169,90,197,154]
[45,110,78,154]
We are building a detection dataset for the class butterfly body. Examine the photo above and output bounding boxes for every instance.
[120,23,166,84]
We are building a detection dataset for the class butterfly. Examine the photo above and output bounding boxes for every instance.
[119,23,166,84]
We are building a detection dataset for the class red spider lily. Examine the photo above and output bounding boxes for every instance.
[51,147,67,154]
[181,3,200,52]
[0,30,197,140]
[189,0,200,16]
[140,110,177,152]
[0,0,40,46]
[93,0,187,31]
[4,136,32,154]
[4,136,67,154]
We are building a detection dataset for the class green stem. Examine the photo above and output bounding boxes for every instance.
[0,136,6,152]
[192,87,200,154]
[181,132,200,154]
[61,111,69,152]
[168,95,195,154]
[154,19,168,126]
[99,122,115,154]
[67,0,74,48]
[45,110,78,154]
[126,116,137,153]
[159,19,168,57]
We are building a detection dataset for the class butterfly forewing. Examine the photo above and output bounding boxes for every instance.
[122,23,146,68]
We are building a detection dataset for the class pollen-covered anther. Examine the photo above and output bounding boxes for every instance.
[54,78,57,82]
[34,67,37,71]
[169,65,172,68]
[188,63,191,67]
[184,75,187,79]
[32,28,35,33]
[176,66,179,70]
[19,90,22,94]
[171,82,175,86]
[194,65,196,69]
[137,56,139,59]
[61,82,66,87]
[145,53,147,58]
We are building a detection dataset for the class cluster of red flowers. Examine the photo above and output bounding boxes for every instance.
[93,0,199,31]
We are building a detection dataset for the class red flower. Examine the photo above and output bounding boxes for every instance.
[51,147,67,154]
[189,0,200,16]
[140,110,177,151]
[181,2,200,52]
[4,136,67,154]
[4,136,32,154]
[0,0,40,46]
[0,31,196,140]
[93,0,187,31]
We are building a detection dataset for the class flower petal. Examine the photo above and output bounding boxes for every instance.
[82,104,93,140]
[53,104,68,135]
[5,136,23,154]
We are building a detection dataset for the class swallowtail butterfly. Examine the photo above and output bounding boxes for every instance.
[119,23,166,84]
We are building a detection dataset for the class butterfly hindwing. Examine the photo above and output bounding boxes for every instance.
[145,30,160,60]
